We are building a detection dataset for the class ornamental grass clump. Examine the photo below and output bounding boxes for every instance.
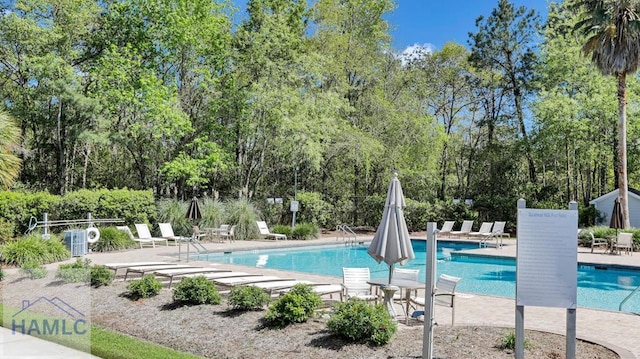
[92,227,137,252]
[228,285,271,310]
[172,276,221,305]
[291,223,319,240]
[1,234,70,266]
[327,298,397,346]
[264,284,322,327]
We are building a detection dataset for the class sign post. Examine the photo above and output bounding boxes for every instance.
[515,199,578,359]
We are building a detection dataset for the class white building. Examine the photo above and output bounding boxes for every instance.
[589,188,640,228]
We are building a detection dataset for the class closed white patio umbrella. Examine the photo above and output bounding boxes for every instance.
[367,172,415,282]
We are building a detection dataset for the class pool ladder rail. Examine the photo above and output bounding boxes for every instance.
[619,283,640,313]
[336,224,357,246]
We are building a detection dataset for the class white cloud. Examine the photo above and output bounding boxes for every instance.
[397,43,434,66]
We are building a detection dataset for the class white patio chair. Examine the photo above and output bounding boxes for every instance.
[409,273,461,326]
[341,267,378,302]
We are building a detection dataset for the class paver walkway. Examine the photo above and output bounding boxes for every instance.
[3,232,639,358]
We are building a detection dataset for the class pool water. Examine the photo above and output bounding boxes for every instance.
[202,240,640,313]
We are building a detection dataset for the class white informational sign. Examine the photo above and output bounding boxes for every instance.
[516,208,578,309]
[290,200,299,212]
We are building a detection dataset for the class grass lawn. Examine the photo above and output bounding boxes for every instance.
[0,304,201,359]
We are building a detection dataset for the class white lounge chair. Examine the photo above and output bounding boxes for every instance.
[492,221,508,238]
[469,222,493,238]
[211,275,292,289]
[256,221,287,240]
[123,264,193,281]
[341,267,378,302]
[152,267,231,287]
[438,221,455,238]
[410,273,461,326]
[116,225,155,249]
[134,223,169,248]
[105,262,174,276]
[158,223,188,246]
[449,220,474,239]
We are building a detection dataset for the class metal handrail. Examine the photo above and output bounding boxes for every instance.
[619,284,640,312]
[336,224,357,245]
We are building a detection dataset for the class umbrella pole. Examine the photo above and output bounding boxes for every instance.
[389,263,394,283]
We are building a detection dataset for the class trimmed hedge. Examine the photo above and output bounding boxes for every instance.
[0,189,156,238]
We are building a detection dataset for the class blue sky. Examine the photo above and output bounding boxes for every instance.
[386,0,551,51]
[231,0,551,52]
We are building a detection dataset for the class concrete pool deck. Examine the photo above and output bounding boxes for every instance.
[3,233,640,358]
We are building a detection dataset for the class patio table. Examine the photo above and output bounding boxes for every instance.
[367,278,425,324]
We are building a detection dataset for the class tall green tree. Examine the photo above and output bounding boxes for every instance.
[571,0,640,228]
[310,0,397,222]
[468,0,541,186]
[0,0,101,194]
[535,2,619,207]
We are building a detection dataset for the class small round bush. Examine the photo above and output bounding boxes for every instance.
[92,227,137,252]
[55,258,91,283]
[292,223,319,240]
[20,261,48,279]
[127,275,162,299]
[173,276,221,305]
[264,284,322,327]
[228,285,271,310]
[90,265,114,287]
[327,299,397,346]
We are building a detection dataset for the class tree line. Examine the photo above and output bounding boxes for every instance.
[0,0,638,226]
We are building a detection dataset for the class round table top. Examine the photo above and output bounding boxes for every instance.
[367,278,425,289]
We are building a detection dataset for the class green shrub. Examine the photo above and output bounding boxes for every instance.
[127,275,162,299]
[404,199,435,232]
[292,223,319,240]
[0,190,61,236]
[0,218,15,243]
[172,276,221,305]
[0,267,5,281]
[59,188,157,227]
[0,234,70,266]
[327,299,397,346]
[360,194,386,228]
[90,265,114,287]
[296,191,333,228]
[55,258,91,283]
[228,286,271,310]
[226,199,260,241]
[92,227,137,252]
[272,225,292,238]
[20,261,48,279]
[264,284,322,327]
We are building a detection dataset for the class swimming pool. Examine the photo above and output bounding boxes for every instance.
[201,240,640,313]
